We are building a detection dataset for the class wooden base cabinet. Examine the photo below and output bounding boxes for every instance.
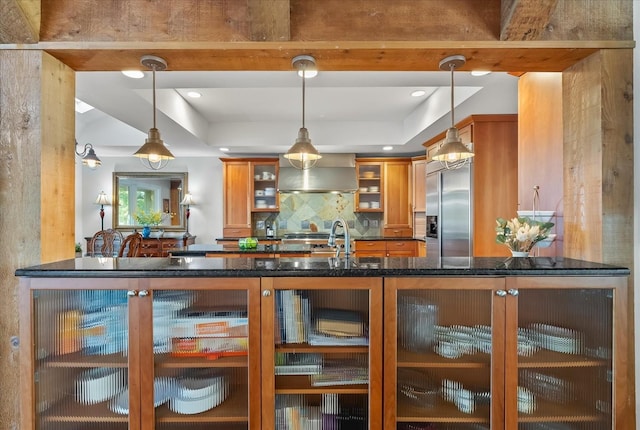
[19,278,262,430]
[384,276,628,430]
[260,277,383,430]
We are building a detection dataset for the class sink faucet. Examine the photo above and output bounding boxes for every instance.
[328,218,351,258]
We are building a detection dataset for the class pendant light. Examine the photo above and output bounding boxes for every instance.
[284,55,321,170]
[432,55,475,169]
[133,55,175,170]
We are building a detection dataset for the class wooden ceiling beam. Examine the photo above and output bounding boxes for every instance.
[248,0,290,42]
[0,0,40,43]
[501,0,558,41]
[2,40,632,72]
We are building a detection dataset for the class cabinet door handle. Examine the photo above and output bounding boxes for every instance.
[496,290,507,297]
[127,290,138,297]
[262,289,271,297]
[138,290,150,297]
[508,289,519,296]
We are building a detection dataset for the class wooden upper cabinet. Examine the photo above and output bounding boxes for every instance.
[424,114,518,257]
[383,158,413,237]
[222,159,252,237]
[412,157,426,212]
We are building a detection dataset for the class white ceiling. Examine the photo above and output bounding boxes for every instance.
[75,69,519,159]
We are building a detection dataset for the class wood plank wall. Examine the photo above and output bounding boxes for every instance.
[40,52,76,263]
[0,49,44,427]
[517,72,564,257]
[563,49,634,426]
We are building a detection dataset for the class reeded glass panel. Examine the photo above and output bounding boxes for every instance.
[396,290,492,430]
[273,289,370,429]
[33,289,129,430]
[517,289,613,430]
[153,289,249,429]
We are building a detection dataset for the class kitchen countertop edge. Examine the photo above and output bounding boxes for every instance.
[15,257,630,278]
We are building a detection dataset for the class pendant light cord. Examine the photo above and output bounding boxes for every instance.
[152,66,157,129]
[301,65,306,129]
[450,63,455,128]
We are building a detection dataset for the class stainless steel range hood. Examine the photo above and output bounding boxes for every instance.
[277,154,358,193]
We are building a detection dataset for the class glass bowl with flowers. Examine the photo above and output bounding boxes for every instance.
[495,216,554,257]
[134,209,164,238]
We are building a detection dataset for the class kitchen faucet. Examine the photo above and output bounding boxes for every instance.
[328,218,351,258]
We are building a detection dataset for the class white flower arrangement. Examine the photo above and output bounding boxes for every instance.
[495,216,554,253]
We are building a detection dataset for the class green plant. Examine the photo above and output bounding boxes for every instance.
[134,209,163,226]
[75,243,82,253]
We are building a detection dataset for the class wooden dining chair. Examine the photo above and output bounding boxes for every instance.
[88,229,124,257]
[118,232,143,257]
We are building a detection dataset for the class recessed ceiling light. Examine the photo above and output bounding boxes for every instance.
[411,90,426,97]
[75,98,94,113]
[471,70,491,77]
[383,146,393,151]
[187,91,202,98]
[219,147,230,152]
[121,70,144,79]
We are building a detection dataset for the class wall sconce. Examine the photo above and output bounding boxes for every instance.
[95,191,111,231]
[75,140,102,169]
[180,193,196,238]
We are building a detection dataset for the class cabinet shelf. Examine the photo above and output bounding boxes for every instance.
[397,348,490,368]
[43,352,128,368]
[155,353,248,369]
[518,350,608,368]
[276,375,368,394]
[42,399,129,423]
[397,400,489,423]
[275,343,369,354]
[517,398,605,423]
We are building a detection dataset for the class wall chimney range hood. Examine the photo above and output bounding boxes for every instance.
[277,154,358,193]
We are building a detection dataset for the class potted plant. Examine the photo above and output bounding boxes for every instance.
[134,210,163,238]
[75,242,83,257]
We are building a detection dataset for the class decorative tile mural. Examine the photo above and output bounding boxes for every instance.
[252,193,382,237]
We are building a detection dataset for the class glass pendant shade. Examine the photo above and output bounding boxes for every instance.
[284,127,321,169]
[134,127,174,170]
[133,55,175,170]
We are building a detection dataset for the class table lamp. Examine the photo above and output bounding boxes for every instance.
[180,193,196,238]
[95,191,111,231]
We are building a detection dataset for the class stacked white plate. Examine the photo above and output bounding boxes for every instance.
[110,377,174,414]
[370,201,380,209]
[264,187,276,196]
[76,368,125,405]
[359,202,369,209]
[169,376,228,414]
[256,199,267,208]
[369,186,379,192]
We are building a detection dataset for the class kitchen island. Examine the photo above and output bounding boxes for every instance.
[16,256,629,430]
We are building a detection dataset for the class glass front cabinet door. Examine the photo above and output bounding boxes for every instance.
[20,277,261,430]
[260,277,383,430]
[385,276,627,430]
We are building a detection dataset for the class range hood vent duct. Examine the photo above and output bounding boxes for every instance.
[278,154,358,193]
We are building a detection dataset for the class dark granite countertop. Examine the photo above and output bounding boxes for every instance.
[173,244,312,256]
[15,256,629,278]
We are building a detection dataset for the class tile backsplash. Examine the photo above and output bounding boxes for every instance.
[252,192,382,237]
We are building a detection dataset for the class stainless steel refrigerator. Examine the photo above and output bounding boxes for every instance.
[425,160,473,258]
